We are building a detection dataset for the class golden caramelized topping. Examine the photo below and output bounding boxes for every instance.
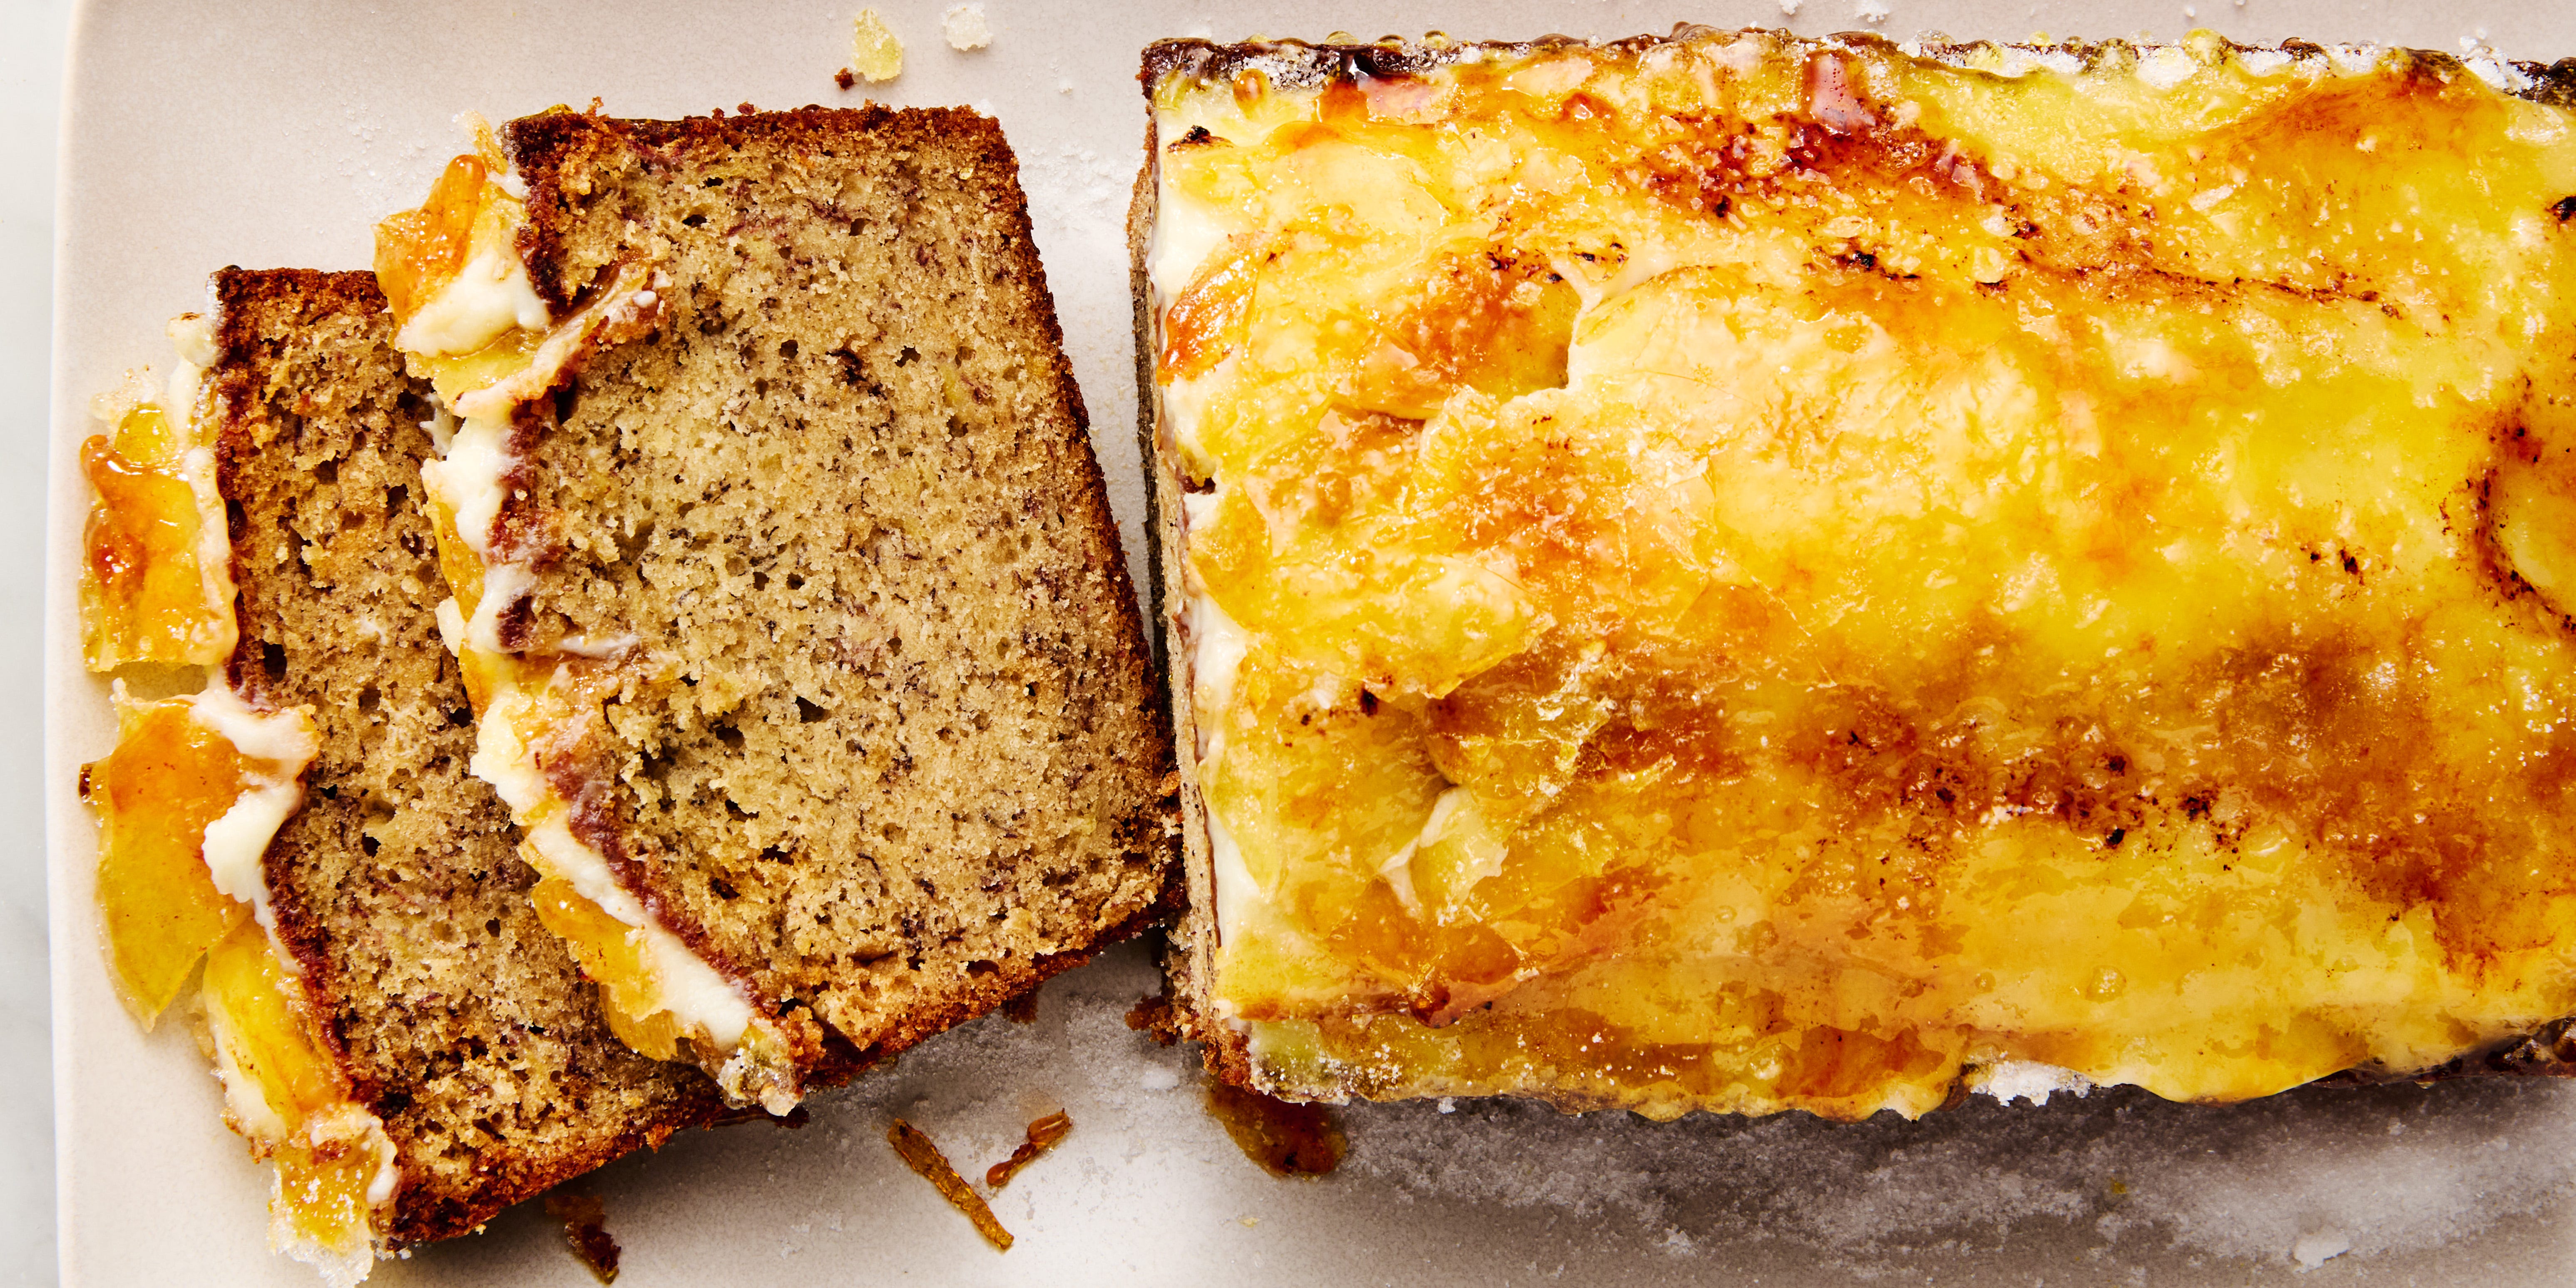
[887,1119,1014,1251]
[77,309,385,1273]
[83,684,318,1024]
[203,919,396,1285]
[79,332,235,672]
[1150,32,2576,1117]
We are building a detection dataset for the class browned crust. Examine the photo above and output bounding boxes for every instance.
[204,267,747,1248]
[499,106,1181,1090]
[1139,29,2576,103]
[1131,34,2576,1107]
[1126,109,1254,1090]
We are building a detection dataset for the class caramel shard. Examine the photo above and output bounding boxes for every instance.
[887,1119,1012,1251]
[982,1111,1072,1189]
[202,919,397,1283]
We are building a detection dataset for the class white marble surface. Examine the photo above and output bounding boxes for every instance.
[7,4,72,1286]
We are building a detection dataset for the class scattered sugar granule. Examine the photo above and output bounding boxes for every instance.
[1854,0,1891,22]
[943,4,992,51]
[2291,1231,2353,1268]
[1976,1060,2095,1106]
[1779,0,1803,14]
[850,9,903,82]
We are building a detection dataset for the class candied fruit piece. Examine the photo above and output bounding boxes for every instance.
[851,9,904,83]
[84,694,250,1023]
[530,874,686,1062]
[79,400,231,671]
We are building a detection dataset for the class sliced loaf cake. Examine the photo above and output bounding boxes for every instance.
[206,268,731,1263]
[383,107,1177,1106]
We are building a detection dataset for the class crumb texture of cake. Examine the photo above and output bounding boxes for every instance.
[409,107,1173,1095]
[1141,30,2576,1119]
[209,268,725,1247]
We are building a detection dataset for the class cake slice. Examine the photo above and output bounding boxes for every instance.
[376,107,1177,1111]
[82,269,734,1283]
[1136,30,2576,1119]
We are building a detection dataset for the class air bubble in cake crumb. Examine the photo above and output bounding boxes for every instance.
[942,4,992,50]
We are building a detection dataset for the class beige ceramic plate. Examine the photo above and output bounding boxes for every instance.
[49,1,2576,1283]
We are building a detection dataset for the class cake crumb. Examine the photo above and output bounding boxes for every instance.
[835,67,856,90]
[1124,988,1181,1045]
[942,4,992,50]
[850,8,903,82]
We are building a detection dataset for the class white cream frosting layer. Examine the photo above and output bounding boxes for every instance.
[181,682,319,947]
[394,244,550,357]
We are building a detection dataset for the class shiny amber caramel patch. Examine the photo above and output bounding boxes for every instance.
[1203,1082,1347,1178]
[373,115,509,322]
[1154,34,2576,1118]
[82,693,250,1023]
[372,151,490,321]
[373,118,572,407]
[80,397,233,671]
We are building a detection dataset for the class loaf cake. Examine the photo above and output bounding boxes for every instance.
[1135,30,2576,1119]
[80,269,733,1283]
[375,107,1176,1111]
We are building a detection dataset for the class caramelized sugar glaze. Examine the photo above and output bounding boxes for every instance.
[1147,30,2576,1118]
